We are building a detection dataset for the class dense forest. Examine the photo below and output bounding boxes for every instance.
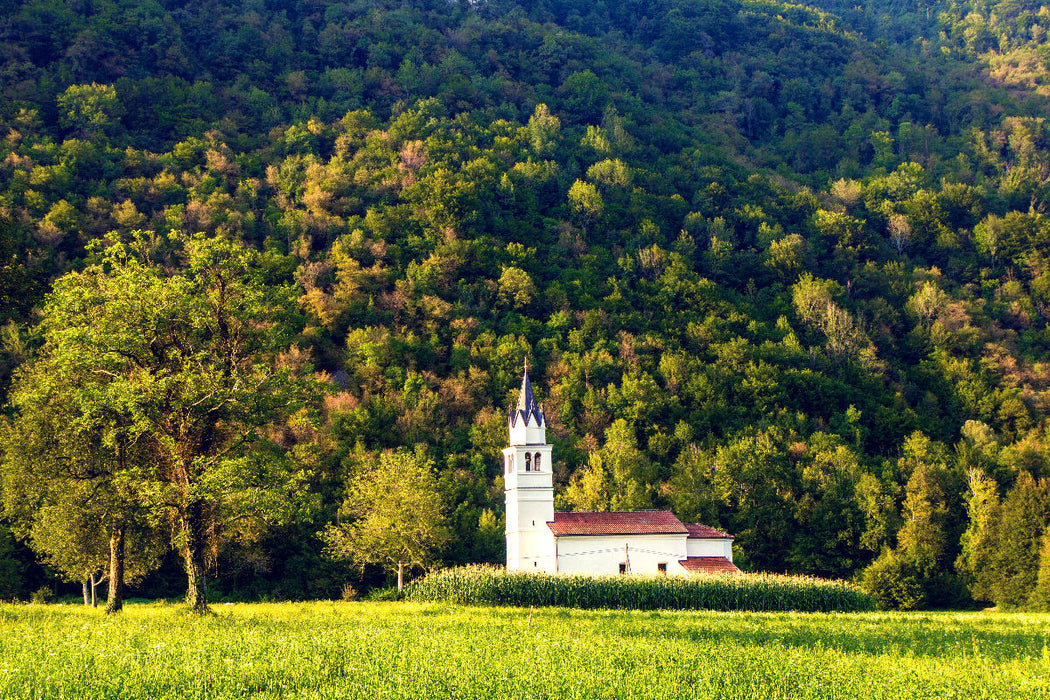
[2,0,1050,610]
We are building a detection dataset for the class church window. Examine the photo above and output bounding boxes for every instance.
[658,563,667,575]
[618,563,627,575]
[534,452,542,471]
[525,453,532,471]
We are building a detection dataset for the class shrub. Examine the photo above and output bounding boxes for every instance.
[30,586,54,605]
[363,585,401,602]
[405,566,875,613]
[859,551,925,610]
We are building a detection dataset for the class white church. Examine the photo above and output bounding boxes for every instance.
[502,368,739,577]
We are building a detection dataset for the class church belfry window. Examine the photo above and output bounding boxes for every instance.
[525,453,532,471]
[534,452,541,471]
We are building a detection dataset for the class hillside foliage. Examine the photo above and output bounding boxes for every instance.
[2,0,1050,608]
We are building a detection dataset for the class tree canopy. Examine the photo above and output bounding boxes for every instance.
[4,233,323,611]
[322,447,450,593]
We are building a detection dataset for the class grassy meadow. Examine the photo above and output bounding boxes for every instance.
[1,601,1048,699]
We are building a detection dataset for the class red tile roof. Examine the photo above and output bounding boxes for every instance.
[680,557,741,574]
[548,510,689,536]
[685,523,733,540]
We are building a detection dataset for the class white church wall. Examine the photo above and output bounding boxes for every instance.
[509,420,546,446]
[685,537,734,562]
[509,527,556,572]
[556,535,690,576]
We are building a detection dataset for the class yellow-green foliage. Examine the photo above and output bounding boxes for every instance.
[405,565,876,612]
[0,602,1048,698]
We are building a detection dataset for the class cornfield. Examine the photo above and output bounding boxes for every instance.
[404,565,876,612]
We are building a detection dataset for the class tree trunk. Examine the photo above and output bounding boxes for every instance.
[182,500,210,613]
[91,572,100,607]
[397,561,404,595]
[105,522,125,614]
[83,580,90,606]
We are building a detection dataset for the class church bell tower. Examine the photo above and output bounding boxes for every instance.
[503,363,555,572]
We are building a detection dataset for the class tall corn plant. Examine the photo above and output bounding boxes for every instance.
[406,566,876,612]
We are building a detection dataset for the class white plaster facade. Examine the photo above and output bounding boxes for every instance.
[686,533,734,561]
[555,534,691,576]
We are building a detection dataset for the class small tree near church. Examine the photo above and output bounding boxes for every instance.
[322,447,449,594]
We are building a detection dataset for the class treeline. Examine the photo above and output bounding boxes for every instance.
[1,0,1050,609]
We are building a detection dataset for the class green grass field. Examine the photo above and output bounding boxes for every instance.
[1,601,1048,699]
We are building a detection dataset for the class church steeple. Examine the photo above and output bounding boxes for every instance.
[510,360,545,430]
[502,360,555,572]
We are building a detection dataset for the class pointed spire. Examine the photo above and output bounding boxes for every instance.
[510,361,544,428]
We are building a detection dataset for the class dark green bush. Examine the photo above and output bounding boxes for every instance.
[859,552,925,610]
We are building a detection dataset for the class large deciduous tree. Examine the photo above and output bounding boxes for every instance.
[2,361,158,613]
[322,447,449,593]
[3,233,322,612]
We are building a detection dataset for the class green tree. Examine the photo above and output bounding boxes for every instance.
[24,485,162,608]
[567,179,605,227]
[322,447,450,593]
[860,433,965,608]
[497,266,535,310]
[9,233,322,612]
[895,433,965,605]
[896,436,955,575]
[860,548,926,610]
[714,431,798,573]
[562,419,655,512]
[2,364,158,613]
[973,215,1003,266]
[988,473,1050,608]
[765,233,809,279]
[956,468,1002,603]
[56,83,122,138]
[527,104,561,157]
[789,435,866,579]
[1026,528,1050,611]
[0,524,27,600]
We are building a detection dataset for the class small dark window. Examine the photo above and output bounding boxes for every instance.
[525,453,532,471]
[658,563,667,575]
[618,563,627,575]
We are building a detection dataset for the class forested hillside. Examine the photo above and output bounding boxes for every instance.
[2,0,1050,609]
